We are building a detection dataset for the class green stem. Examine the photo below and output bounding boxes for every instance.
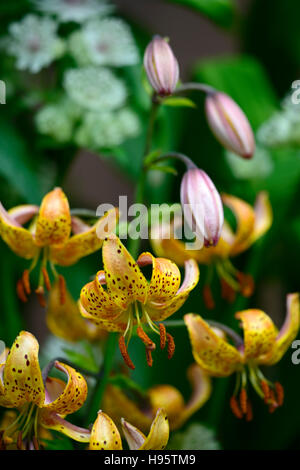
[127,97,160,259]
[85,333,118,426]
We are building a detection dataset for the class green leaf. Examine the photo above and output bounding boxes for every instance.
[168,423,222,450]
[193,55,278,129]
[0,117,42,203]
[166,0,236,28]
[144,148,162,166]
[162,96,197,109]
[149,164,178,175]
[62,346,99,374]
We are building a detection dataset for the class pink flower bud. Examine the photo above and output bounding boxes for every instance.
[180,167,224,247]
[143,35,179,96]
[205,92,255,159]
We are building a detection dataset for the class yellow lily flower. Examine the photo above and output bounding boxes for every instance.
[89,408,169,450]
[0,187,118,307]
[79,234,199,369]
[151,191,272,309]
[0,331,91,449]
[46,280,107,342]
[184,293,300,420]
[102,363,211,432]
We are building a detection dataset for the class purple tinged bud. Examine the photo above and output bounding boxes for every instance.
[180,167,224,247]
[205,92,255,159]
[143,35,179,96]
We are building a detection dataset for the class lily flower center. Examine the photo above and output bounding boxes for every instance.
[0,403,40,450]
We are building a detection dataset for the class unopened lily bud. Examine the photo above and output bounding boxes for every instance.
[205,92,255,159]
[144,35,179,96]
[180,166,224,247]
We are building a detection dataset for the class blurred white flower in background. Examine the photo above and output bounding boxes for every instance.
[34,0,113,23]
[6,14,65,73]
[72,18,139,66]
[258,93,300,148]
[64,66,127,110]
[75,107,140,148]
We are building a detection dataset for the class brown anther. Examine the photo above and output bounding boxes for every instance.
[0,431,6,451]
[237,272,254,298]
[246,400,253,422]
[159,323,166,349]
[260,380,270,403]
[35,286,46,308]
[17,431,23,450]
[230,395,243,419]
[239,388,248,415]
[268,389,278,412]
[137,326,156,350]
[118,335,135,370]
[166,333,175,359]
[32,436,40,450]
[220,279,236,303]
[203,284,215,310]
[42,267,51,292]
[17,279,28,303]
[22,269,31,295]
[146,348,153,367]
[58,274,66,305]
[275,382,284,407]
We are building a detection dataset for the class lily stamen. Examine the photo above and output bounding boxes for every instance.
[166,333,175,359]
[22,269,31,295]
[42,266,51,291]
[159,323,166,349]
[118,335,135,370]
[230,396,243,419]
[17,279,28,303]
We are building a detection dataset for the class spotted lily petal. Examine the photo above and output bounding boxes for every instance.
[89,411,122,450]
[49,208,119,266]
[235,309,278,362]
[43,361,87,415]
[40,410,91,443]
[103,235,148,309]
[184,314,242,377]
[145,259,199,322]
[137,252,181,304]
[260,293,300,365]
[35,187,71,247]
[2,331,45,408]
[122,408,169,450]
[0,202,39,259]
[8,205,39,225]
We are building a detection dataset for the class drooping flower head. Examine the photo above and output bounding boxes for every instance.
[89,409,169,450]
[79,234,199,369]
[102,364,211,432]
[0,187,118,307]
[151,191,272,308]
[0,331,90,449]
[7,14,65,73]
[184,293,300,419]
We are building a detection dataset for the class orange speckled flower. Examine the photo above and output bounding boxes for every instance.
[0,331,90,449]
[79,234,199,369]
[89,408,169,450]
[184,293,300,420]
[151,192,272,308]
[0,187,118,307]
[102,363,211,432]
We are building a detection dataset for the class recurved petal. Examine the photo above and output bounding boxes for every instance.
[138,408,169,450]
[0,202,39,259]
[137,252,181,304]
[103,235,148,309]
[3,331,45,407]
[35,187,71,247]
[40,410,91,442]
[250,191,272,245]
[235,309,277,361]
[8,204,39,225]
[221,193,256,257]
[260,293,300,365]
[145,259,199,322]
[49,208,119,266]
[171,364,211,430]
[43,361,87,415]
[184,314,242,377]
[89,411,122,450]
